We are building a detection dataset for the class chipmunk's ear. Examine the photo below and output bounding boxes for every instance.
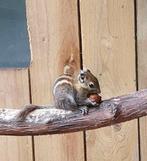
[87,69,91,73]
[83,67,91,73]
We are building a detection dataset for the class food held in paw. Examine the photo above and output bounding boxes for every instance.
[89,94,102,103]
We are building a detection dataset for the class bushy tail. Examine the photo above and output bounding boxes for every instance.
[64,54,76,76]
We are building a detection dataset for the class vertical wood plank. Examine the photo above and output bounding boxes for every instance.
[137,0,147,161]
[26,0,84,161]
[0,70,33,161]
[137,0,147,89]
[80,0,139,161]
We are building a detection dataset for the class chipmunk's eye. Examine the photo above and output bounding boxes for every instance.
[89,82,94,88]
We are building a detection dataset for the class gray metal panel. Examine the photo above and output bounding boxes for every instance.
[0,0,31,68]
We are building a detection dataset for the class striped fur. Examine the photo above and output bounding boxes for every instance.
[53,75,73,95]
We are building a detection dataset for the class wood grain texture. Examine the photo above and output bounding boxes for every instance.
[0,89,147,135]
[80,0,139,161]
[0,70,33,161]
[26,0,84,161]
[137,0,147,161]
[137,0,147,89]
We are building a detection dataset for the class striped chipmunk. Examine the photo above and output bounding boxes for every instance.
[16,61,101,121]
[53,64,101,114]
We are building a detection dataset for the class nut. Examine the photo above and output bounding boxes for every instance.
[89,94,102,103]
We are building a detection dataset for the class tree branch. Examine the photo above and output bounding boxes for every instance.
[0,89,147,136]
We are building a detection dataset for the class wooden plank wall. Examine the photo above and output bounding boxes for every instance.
[0,72,33,161]
[26,1,84,161]
[80,1,138,161]
[137,0,147,161]
[0,0,147,161]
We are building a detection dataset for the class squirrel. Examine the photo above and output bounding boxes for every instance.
[16,63,101,121]
[53,66,101,114]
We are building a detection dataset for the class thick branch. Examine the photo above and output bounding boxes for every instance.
[0,89,147,135]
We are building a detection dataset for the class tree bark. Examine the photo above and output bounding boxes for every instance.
[0,89,147,136]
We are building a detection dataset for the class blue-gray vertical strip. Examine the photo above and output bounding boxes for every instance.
[0,0,31,68]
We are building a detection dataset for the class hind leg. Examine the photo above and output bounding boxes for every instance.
[55,97,77,111]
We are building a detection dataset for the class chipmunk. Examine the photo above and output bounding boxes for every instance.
[53,66,101,114]
[16,65,101,121]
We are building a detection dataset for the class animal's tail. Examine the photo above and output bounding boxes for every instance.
[64,54,76,76]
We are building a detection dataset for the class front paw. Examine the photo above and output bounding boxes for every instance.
[79,106,89,115]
